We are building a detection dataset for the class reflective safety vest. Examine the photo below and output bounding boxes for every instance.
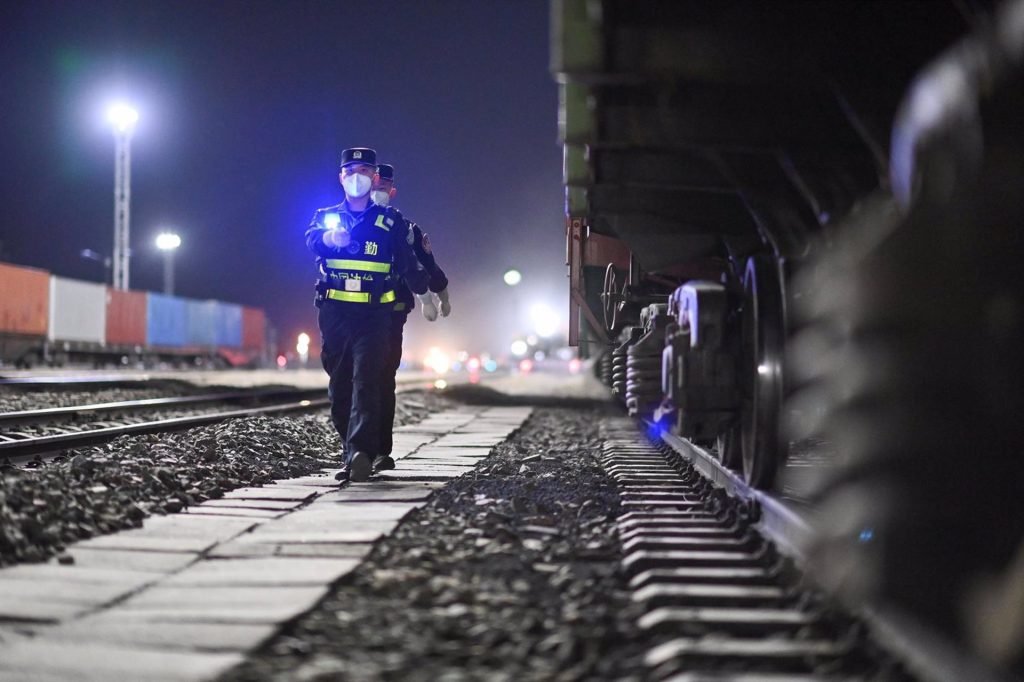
[320,208,396,305]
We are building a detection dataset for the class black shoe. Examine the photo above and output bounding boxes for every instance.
[334,467,350,482]
[372,455,396,474]
[348,451,372,482]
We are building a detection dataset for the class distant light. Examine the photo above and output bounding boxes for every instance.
[503,269,522,287]
[276,354,287,368]
[155,232,181,251]
[483,359,498,373]
[296,332,310,357]
[324,212,341,230]
[107,103,139,134]
[456,350,469,362]
[434,379,448,390]
[518,358,534,373]
[858,527,875,543]
[568,357,582,374]
[533,350,546,361]
[510,339,528,357]
[530,303,559,338]
[424,347,451,374]
[467,357,481,372]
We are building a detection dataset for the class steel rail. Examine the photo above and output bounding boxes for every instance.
[0,388,328,426]
[0,397,331,464]
[656,427,1017,682]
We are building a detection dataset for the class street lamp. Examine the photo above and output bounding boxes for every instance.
[107,103,138,291]
[155,232,181,295]
[503,269,522,287]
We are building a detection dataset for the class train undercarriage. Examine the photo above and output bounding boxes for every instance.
[554,0,1024,673]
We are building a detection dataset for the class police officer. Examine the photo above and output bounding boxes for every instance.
[305,147,430,482]
[370,163,451,473]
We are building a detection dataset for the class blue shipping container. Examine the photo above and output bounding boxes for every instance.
[214,303,243,347]
[186,300,217,346]
[146,293,188,347]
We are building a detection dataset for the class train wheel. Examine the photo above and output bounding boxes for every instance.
[739,254,786,488]
[601,263,625,334]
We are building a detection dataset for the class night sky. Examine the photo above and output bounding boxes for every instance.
[0,0,565,361]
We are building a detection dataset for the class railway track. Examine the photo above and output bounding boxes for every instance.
[602,420,1016,682]
[0,375,444,466]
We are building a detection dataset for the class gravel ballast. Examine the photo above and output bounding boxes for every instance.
[0,390,449,566]
[223,407,648,682]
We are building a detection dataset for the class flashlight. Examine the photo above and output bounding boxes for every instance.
[324,212,341,230]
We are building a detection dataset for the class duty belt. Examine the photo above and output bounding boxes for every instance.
[326,289,396,304]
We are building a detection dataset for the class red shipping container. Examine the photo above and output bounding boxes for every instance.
[241,307,266,350]
[0,261,49,335]
[105,288,147,346]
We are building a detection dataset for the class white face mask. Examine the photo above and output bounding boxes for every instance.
[371,190,390,207]
[342,173,371,198]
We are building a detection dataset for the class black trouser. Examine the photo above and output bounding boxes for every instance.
[318,303,391,464]
[379,311,409,456]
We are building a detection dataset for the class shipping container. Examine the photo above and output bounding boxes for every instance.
[214,302,243,347]
[0,261,49,335]
[105,288,147,346]
[241,306,266,349]
[147,293,188,347]
[49,276,106,344]
[185,299,217,346]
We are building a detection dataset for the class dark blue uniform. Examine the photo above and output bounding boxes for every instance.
[380,222,449,457]
[305,201,428,464]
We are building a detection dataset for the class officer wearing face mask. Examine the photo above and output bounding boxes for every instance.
[305,147,430,483]
[371,163,451,473]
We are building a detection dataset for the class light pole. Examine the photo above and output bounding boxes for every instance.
[107,103,138,291]
[155,232,181,295]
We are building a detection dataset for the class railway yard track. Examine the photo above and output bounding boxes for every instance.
[0,389,331,464]
[0,374,441,465]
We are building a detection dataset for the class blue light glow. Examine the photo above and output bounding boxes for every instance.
[647,421,667,440]
[483,359,498,372]
[858,528,874,543]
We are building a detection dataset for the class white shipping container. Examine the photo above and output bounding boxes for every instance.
[48,276,107,344]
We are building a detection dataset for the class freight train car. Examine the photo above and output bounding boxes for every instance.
[553,0,1024,669]
[0,260,269,368]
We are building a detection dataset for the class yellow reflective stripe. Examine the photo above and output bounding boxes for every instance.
[327,290,370,303]
[324,259,391,273]
[374,215,390,231]
[326,289,396,304]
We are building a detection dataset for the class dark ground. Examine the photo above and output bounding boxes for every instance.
[222,407,649,682]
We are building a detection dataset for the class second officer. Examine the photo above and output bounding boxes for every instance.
[370,163,451,473]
